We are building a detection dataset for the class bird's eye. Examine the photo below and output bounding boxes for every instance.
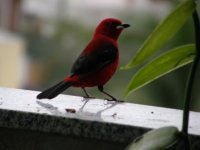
[108,22,115,28]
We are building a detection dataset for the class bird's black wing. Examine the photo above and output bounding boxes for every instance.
[71,42,118,76]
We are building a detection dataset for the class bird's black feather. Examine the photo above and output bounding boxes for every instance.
[37,81,72,99]
[71,42,118,76]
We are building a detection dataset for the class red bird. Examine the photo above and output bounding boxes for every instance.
[37,18,130,101]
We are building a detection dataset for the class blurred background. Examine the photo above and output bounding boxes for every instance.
[0,0,199,111]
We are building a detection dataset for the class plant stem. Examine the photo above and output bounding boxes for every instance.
[182,10,200,149]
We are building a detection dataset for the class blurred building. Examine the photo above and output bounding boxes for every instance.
[0,0,26,88]
[0,0,22,31]
[0,31,25,88]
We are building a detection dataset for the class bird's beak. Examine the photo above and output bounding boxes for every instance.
[116,24,130,29]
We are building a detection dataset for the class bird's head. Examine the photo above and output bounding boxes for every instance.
[94,18,130,41]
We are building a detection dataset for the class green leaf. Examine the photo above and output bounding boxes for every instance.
[126,126,180,150]
[122,0,196,69]
[125,44,195,97]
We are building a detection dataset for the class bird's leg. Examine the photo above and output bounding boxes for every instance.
[82,87,95,99]
[98,86,123,102]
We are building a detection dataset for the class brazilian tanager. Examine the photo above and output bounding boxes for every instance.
[37,18,130,101]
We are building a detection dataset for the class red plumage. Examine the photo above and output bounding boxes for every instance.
[37,18,130,101]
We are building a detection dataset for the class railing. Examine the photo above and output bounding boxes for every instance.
[0,87,200,149]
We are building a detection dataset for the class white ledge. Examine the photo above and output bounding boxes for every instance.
[0,87,200,143]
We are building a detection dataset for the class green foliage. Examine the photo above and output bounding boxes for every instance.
[125,0,199,149]
[123,0,196,98]
[125,44,195,97]
[126,126,180,150]
[122,0,195,69]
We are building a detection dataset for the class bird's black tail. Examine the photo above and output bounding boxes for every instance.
[37,81,72,99]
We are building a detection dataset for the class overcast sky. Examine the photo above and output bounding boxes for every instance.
[22,0,171,24]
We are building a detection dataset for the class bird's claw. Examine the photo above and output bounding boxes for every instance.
[104,98,124,103]
[83,96,95,100]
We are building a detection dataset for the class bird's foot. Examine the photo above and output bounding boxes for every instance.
[82,96,95,101]
[104,98,124,103]
[83,96,95,99]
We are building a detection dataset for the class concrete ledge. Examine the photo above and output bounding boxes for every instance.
[0,87,200,146]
